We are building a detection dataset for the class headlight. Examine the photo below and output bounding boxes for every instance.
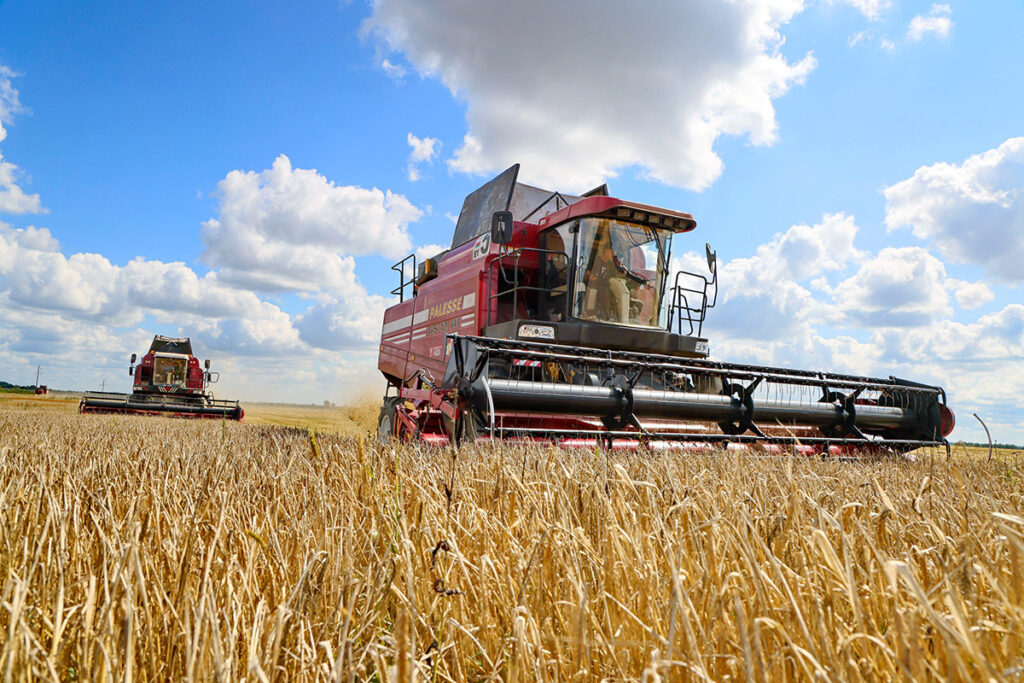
[695,341,710,355]
[519,324,555,340]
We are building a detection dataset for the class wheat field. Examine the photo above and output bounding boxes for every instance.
[1,403,1023,681]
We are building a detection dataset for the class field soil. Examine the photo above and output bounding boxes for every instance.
[1,401,1023,680]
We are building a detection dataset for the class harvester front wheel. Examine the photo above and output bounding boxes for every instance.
[377,397,400,444]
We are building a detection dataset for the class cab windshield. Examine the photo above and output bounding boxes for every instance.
[153,355,188,386]
[573,218,671,328]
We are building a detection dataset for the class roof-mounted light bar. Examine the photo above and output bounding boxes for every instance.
[609,205,691,231]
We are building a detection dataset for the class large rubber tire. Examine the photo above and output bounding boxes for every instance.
[378,397,400,444]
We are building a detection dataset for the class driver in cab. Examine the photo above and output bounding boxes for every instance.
[583,229,651,323]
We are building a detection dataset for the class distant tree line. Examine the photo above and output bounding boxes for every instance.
[961,441,1023,450]
[0,380,38,393]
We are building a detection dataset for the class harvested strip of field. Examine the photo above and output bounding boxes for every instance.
[1,409,1023,680]
[242,398,381,435]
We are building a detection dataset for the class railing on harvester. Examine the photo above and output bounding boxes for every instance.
[667,263,718,337]
[484,247,569,327]
[483,244,719,338]
[390,254,417,302]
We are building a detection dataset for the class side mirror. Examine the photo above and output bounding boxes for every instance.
[705,243,717,274]
[130,353,137,364]
[491,211,514,246]
[204,359,211,370]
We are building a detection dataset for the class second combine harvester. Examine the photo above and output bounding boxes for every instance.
[80,335,244,420]
[378,165,954,454]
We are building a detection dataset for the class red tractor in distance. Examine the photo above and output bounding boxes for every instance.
[80,335,243,420]
[378,164,954,454]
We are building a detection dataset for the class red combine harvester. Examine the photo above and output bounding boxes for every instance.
[80,335,243,420]
[378,165,954,454]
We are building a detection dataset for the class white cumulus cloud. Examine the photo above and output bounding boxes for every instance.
[294,293,392,351]
[848,29,872,47]
[906,4,953,42]
[831,247,952,327]
[868,305,1024,438]
[0,155,44,215]
[406,133,440,181]
[687,213,863,341]
[0,65,26,143]
[0,150,426,382]
[0,217,388,399]
[200,154,422,291]
[0,223,285,328]
[0,72,412,401]
[365,0,816,192]
[884,137,1024,284]
[832,0,891,21]
[415,243,447,261]
[380,58,407,80]
[875,305,1024,366]
[0,217,384,399]
[951,280,994,310]
[0,67,44,215]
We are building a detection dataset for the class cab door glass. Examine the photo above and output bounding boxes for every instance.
[540,223,573,322]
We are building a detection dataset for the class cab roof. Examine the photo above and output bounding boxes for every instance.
[450,163,696,248]
[149,335,194,356]
[535,197,696,233]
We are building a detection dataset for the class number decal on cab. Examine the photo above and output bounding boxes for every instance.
[472,233,490,260]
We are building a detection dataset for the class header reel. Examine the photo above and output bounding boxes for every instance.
[442,335,953,454]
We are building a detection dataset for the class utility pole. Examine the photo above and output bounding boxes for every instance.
[101,378,106,392]
[35,365,40,389]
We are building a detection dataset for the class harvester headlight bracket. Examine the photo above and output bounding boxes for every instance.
[518,324,555,340]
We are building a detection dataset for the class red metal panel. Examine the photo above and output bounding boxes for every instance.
[534,196,697,233]
[136,353,154,386]
[186,357,202,390]
[380,238,487,388]
[378,298,415,382]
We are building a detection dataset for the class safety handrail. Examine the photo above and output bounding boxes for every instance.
[390,253,417,302]
[485,247,569,327]
[667,265,717,336]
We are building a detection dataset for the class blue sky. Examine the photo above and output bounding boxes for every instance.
[0,1,1021,443]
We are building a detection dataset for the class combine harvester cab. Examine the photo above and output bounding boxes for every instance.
[80,335,244,420]
[378,164,954,455]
